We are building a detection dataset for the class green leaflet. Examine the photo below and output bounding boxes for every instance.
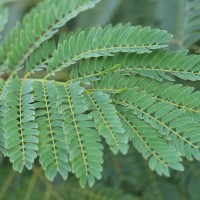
[70,49,200,82]
[117,75,200,122]
[25,39,56,73]
[46,24,172,77]
[0,22,21,74]
[33,80,70,181]
[0,73,200,186]
[3,78,38,172]
[70,57,122,85]
[83,90,128,155]
[0,0,101,74]
[56,81,103,188]
[94,72,200,159]
[124,50,200,81]
[24,29,89,76]
[113,88,200,161]
[92,71,200,125]
[117,106,183,176]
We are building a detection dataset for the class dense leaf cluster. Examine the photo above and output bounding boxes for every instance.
[0,0,200,195]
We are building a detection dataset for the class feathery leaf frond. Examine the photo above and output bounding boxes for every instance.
[113,88,200,161]
[26,39,56,73]
[83,90,128,155]
[45,24,172,77]
[1,0,200,193]
[70,49,200,82]
[0,0,101,74]
[3,78,38,172]
[56,81,104,188]
[117,108,183,176]
[33,80,70,181]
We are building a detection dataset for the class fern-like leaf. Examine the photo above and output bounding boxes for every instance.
[0,0,100,74]
[33,80,70,181]
[1,0,200,190]
[84,90,128,155]
[124,75,200,122]
[70,49,200,82]
[44,24,172,77]
[56,81,103,188]
[26,39,56,73]
[113,87,200,161]
[99,73,200,123]
[94,72,200,159]
[3,78,38,172]
[117,106,183,176]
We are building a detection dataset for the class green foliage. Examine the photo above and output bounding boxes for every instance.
[26,39,56,73]
[183,0,200,47]
[56,82,104,188]
[33,80,70,181]
[45,24,172,77]
[0,0,200,199]
[0,0,100,74]
[70,49,200,82]
[3,78,37,172]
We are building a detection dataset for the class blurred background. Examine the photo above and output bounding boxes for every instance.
[1,0,200,199]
